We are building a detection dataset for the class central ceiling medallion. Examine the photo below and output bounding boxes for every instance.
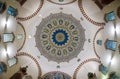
[35,12,85,63]
[52,29,69,46]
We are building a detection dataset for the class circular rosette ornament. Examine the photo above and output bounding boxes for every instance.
[35,12,85,63]
[52,29,69,46]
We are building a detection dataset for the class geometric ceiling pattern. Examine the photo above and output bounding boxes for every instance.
[35,12,85,63]
[0,0,120,79]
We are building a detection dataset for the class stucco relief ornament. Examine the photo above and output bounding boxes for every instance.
[35,12,85,63]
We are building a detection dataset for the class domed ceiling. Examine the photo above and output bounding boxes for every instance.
[35,12,85,63]
[0,0,120,79]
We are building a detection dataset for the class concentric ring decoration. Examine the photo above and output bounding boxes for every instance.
[47,0,77,5]
[52,29,69,46]
[35,12,85,63]
[42,71,71,79]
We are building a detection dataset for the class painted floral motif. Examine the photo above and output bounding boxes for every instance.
[52,29,69,46]
[35,13,85,63]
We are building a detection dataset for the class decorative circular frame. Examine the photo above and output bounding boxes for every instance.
[78,0,105,26]
[52,29,69,46]
[35,12,85,63]
[73,58,101,79]
[16,0,44,21]
[93,27,104,59]
[42,71,71,79]
[16,52,42,78]
[17,22,26,52]
[47,0,77,5]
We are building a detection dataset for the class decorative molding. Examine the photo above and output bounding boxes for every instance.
[16,0,44,21]
[35,12,85,63]
[93,27,104,59]
[73,58,101,79]
[17,22,26,52]
[42,71,72,79]
[16,52,42,78]
[47,0,77,5]
[78,0,105,26]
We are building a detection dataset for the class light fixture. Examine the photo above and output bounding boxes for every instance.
[106,54,112,64]
[111,56,117,66]
[28,35,32,38]
[1,18,7,28]
[2,48,7,57]
[6,16,17,32]
[114,25,119,34]
[114,27,116,32]
[38,14,42,18]
[102,74,108,79]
